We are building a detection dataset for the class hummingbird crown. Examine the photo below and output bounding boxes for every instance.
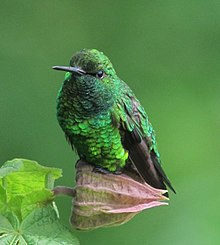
[70,49,116,78]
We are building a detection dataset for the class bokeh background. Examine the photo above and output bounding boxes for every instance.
[1,1,219,244]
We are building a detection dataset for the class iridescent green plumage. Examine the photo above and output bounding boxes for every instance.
[54,49,175,193]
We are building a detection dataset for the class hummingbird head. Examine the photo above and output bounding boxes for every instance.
[53,49,117,80]
[54,49,120,116]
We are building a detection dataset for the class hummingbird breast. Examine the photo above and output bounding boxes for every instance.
[57,85,128,171]
[60,110,128,171]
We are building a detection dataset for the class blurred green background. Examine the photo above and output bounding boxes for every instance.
[1,1,219,244]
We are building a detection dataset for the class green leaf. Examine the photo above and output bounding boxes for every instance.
[0,158,62,199]
[0,158,62,218]
[0,185,7,214]
[0,159,79,244]
[0,159,23,178]
[0,205,79,245]
[0,212,20,244]
[21,189,54,219]
[8,189,54,220]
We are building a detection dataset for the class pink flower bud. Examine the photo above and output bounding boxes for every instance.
[71,161,168,230]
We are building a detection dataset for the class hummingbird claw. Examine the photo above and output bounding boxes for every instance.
[92,166,111,174]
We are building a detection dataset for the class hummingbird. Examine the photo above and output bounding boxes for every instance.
[53,49,175,194]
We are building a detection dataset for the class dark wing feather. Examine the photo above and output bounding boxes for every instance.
[114,83,175,193]
[124,129,167,191]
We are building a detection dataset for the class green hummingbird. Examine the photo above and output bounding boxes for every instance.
[53,49,175,194]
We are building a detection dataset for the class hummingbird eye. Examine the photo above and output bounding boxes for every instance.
[96,70,105,79]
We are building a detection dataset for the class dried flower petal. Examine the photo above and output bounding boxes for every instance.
[71,161,168,230]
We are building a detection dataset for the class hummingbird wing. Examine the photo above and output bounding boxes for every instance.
[113,82,175,193]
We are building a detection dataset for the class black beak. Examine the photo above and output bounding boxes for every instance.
[52,66,86,75]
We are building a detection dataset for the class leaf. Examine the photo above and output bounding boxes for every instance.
[0,159,23,178]
[0,158,62,199]
[0,185,7,214]
[21,189,54,219]
[0,205,79,245]
[8,189,54,220]
[0,212,20,244]
[0,158,62,219]
[0,159,79,244]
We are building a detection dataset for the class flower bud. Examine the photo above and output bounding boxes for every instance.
[71,161,168,230]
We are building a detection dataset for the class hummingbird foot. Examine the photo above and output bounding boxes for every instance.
[92,166,112,174]
[92,166,122,175]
